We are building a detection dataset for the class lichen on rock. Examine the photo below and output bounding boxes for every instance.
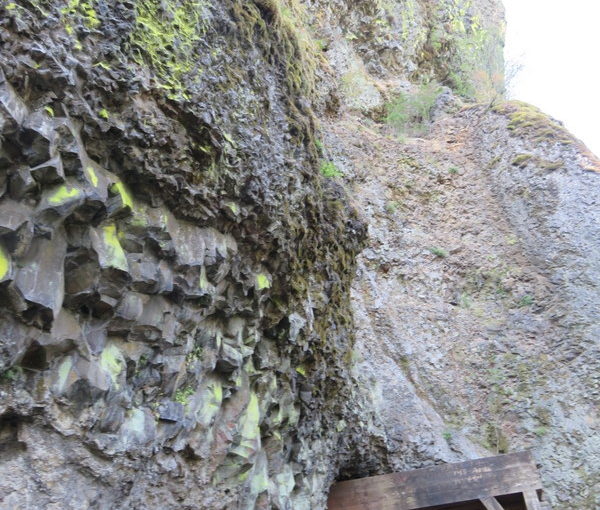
[0,1,598,509]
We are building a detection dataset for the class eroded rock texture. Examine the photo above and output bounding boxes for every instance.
[332,104,599,509]
[0,2,370,508]
[1,1,598,509]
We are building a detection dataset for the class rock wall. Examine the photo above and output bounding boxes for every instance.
[0,2,371,509]
[461,102,600,507]
[1,1,597,509]
[325,98,599,510]
[307,0,505,113]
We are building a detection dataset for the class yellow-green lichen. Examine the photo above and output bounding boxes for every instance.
[110,181,134,210]
[256,273,270,290]
[85,166,99,187]
[197,379,222,426]
[0,244,10,281]
[249,461,269,495]
[48,184,82,205]
[129,0,209,100]
[295,365,307,376]
[122,408,147,440]
[230,392,260,458]
[102,224,129,271]
[56,357,73,392]
[100,343,125,387]
[198,266,209,290]
[226,201,239,215]
[60,0,100,33]
[98,108,109,120]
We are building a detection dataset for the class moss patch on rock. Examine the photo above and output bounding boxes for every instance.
[493,101,574,145]
[129,0,210,100]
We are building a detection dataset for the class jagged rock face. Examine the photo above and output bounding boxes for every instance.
[0,2,368,509]
[308,0,505,112]
[1,1,597,509]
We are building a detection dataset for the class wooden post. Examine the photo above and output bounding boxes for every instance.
[523,489,543,510]
[480,497,505,510]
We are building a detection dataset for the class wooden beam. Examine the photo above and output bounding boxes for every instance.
[328,452,544,510]
[523,489,543,510]
[480,496,506,510]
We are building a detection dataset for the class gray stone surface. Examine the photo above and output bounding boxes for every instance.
[0,1,596,510]
[328,102,599,509]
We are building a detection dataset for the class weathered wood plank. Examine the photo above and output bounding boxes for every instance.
[523,489,543,510]
[481,496,506,510]
[328,452,543,510]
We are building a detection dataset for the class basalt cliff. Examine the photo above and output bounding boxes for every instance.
[0,1,598,509]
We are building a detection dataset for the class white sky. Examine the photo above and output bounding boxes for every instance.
[503,0,600,156]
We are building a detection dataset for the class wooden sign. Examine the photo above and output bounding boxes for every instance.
[328,451,549,510]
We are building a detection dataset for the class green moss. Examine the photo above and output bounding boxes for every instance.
[493,101,574,145]
[129,0,209,100]
[174,385,195,405]
[512,153,533,168]
[385,201,399,214]
[429,246,448,258]
[48,184,82,205]
[539,159,564,171]
[517,294,534,308]
[0,244,10,281]
[102,225,129,271]
[0,367,20,383]
[320,161,342,178]
[186,346,203,363]
[256,273,271,290]
[484,422,509,454]
[232,0,321,98]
